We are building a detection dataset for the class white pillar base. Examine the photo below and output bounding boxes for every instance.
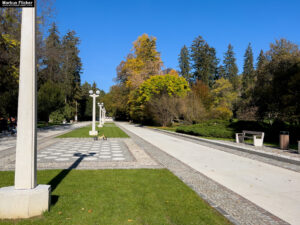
[0,185,51,219]
[89,130,98,136]
[98,124,103,128]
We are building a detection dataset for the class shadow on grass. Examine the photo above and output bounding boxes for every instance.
[48,152,96,206]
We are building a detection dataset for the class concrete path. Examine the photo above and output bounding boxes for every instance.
[118,122,300,225]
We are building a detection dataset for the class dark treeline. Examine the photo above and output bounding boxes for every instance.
[0,8,103,128]
[178,36,300,125]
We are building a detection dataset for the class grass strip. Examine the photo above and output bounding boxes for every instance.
[0,169,231,225]
[57,123,129,138]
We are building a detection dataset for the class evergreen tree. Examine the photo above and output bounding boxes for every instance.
[61,30,82,103]
[223,44,238,90]
[216,65,226,80]
[190,36,218,87]
[178,45,192,83]
[242,43,254,93]
[256,50,267,70]
[40,22,62,84]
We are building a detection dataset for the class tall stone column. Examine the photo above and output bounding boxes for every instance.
[0,4,50,219]
[14,6,37,190]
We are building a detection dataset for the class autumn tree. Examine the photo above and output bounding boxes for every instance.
[211,78,238,120]
[130,73,190,125]
[117,34,163,89]
[0,9,21,120]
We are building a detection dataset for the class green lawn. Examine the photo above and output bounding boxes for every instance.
[57,123,129,138]
[0,169,231,225]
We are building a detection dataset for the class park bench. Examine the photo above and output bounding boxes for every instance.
[236,130,265,147]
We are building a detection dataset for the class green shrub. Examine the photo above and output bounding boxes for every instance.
[176,120,234,138]
[49,110,65,123]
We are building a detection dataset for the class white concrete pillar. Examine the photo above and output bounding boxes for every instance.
[0,4,50,219]
[89,91,99,136]
[103,109,106,125]
[98,103,102,127]
[92,95,96,132]
[14,6,37,190]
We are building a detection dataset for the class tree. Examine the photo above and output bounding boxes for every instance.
[117,34,163,89]
[223,44,238,90]
[38,80,65,121]
[129,73,190,125]
[211,78,238,120]
[102,85,130,120]
[61,30,82,121]
[242,43,255,94]
[39,22,62,85]
[0,9,21,120]
[190,36,218,87]
[254,39,300,123]
[178,45,192,83]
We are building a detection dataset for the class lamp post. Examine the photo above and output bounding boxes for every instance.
[0,3,50,219]
[89,90,100,136]
[97,102,103,127]
[102,108,106,125]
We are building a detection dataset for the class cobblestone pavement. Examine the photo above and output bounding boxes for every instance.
[150,128,300,173]
[117,122,290,225]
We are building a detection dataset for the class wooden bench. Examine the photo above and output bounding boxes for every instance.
[236,130,265,147]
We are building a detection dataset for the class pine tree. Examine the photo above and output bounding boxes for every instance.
[40,22,62,84]
[61,30,82,103]
[242,43,254,93]
[178,45,192,83]
[190,36,218,87]
[223,44,238,90]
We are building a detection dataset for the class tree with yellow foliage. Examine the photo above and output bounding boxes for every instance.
[211,78,238,120]
[116,34,163,89]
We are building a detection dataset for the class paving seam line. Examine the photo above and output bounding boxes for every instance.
[148,127,300,166]
[117,123,289,225]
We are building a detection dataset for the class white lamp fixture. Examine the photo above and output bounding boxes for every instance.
[89,90,100,136]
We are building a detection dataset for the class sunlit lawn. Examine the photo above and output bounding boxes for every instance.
[57,123,129,138]
[0,169,231,225]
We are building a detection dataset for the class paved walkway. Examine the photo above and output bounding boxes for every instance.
[0,122,91,152]
[118,122,300,225]
[37,139,132,162]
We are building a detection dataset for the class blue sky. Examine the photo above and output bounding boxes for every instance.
[53,0,300,92]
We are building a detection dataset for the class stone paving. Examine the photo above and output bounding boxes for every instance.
[1,137,161,170]
[37,139,133,163]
